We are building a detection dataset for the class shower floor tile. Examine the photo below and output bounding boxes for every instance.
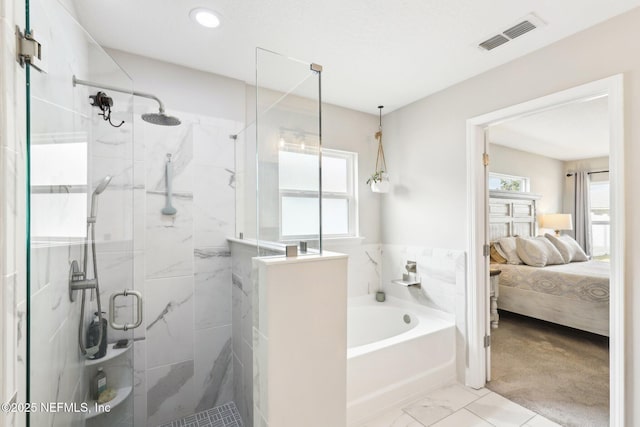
[158,402,243,427]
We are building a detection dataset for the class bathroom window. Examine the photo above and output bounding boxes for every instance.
[488,172,530,192]
[30,140,88,240]
[279,148,358,239]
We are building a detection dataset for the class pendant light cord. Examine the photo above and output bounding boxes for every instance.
[375,105,387,173]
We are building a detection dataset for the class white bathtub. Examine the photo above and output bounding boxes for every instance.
[346,295,456,425]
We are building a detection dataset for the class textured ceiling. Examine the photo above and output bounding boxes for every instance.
[489,96,609,161]
[70,0,640,114]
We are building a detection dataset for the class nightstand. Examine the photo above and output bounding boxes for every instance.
[490,269,502,329]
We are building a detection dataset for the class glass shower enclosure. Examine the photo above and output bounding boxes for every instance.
[26,0,137,425]
[235,48,324,255]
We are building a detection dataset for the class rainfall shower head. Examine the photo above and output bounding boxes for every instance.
[142,112,181,126]
[73,76,182,127]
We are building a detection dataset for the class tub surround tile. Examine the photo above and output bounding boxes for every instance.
[327,243,381,297]
[466,392,536,427]
[146,359,196,426]
[431,408,493,427]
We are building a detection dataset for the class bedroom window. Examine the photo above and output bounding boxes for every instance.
[279,148,358,239]
[590,180,610,261]
[488,172,530,192]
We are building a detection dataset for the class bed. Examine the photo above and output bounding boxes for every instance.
[489,190,610,336]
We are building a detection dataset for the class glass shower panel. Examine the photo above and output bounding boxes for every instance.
[27,0,135,425]
[255,48,322,254]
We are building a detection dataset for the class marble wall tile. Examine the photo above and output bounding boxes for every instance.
[2,146,17,275]
[144,121,193,195]
[133,160,145,253]
[194,248,232,330]
[193,164,235,248]
[241,339,254,425]
[91,123,134,160]
[231,277,243,359]
[146,360,195,426]
[144,193,194,279]
[3,273,16,398]
[194,325,233,412]
[232,354,247,425]
[192,118,238,169]
[15,300,25,405]
[95,250,144,342]
[133,340,148,427]
[144,276,194,369]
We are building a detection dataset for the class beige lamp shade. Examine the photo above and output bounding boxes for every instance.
[542,214,573,235]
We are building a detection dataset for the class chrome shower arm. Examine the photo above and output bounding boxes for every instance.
[73,75,167,113]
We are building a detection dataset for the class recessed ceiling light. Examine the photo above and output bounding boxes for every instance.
[190,8,221,28]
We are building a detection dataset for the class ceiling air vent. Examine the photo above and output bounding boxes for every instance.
[503,20,537,39]
[477,13,545,52]
[479,34,510,51]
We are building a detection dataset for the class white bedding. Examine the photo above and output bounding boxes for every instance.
[494,260,609,303]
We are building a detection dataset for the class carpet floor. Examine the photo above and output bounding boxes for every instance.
[487,311,609,427]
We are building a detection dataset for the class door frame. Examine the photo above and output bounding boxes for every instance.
[465,75,625,425]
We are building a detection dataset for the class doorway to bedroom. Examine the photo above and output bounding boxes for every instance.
[465,75,625,427]
[484,96,611,426]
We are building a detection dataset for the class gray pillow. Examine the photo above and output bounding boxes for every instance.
[515,236,566,267]
[497,237,522,265]
[545,233,589,263]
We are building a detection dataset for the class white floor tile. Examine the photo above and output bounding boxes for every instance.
[431,408,494,427]
[466,392,536,427]
[403,383,482,425]
[523,414,563,427]
[465,387,491,397]
[359,408,424,427]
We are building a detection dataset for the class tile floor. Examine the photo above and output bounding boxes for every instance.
[158,402,243,427]
[357,383,562,427]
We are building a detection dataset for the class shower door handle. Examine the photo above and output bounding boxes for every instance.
[109,290,143,331]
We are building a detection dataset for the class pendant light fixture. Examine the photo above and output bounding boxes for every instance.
[367,105,390,193]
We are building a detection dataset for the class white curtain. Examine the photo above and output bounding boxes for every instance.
[574,171,593,256]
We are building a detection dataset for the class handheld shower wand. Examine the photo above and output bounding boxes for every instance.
[73,175,112,357]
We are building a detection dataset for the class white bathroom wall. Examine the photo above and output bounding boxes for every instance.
[488,144,565,216]
[382,7,640,421]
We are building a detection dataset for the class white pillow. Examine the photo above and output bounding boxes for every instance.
[545,233,589,263]
[516,236,566,267]
[497,237,522,265]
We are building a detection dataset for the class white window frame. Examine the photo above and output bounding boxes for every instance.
[278,147,358,241]
[589,179,611,258]
[488,172,530,192]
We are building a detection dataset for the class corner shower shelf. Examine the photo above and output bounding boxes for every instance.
[85,343,132,367]
[85,385,132,419]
